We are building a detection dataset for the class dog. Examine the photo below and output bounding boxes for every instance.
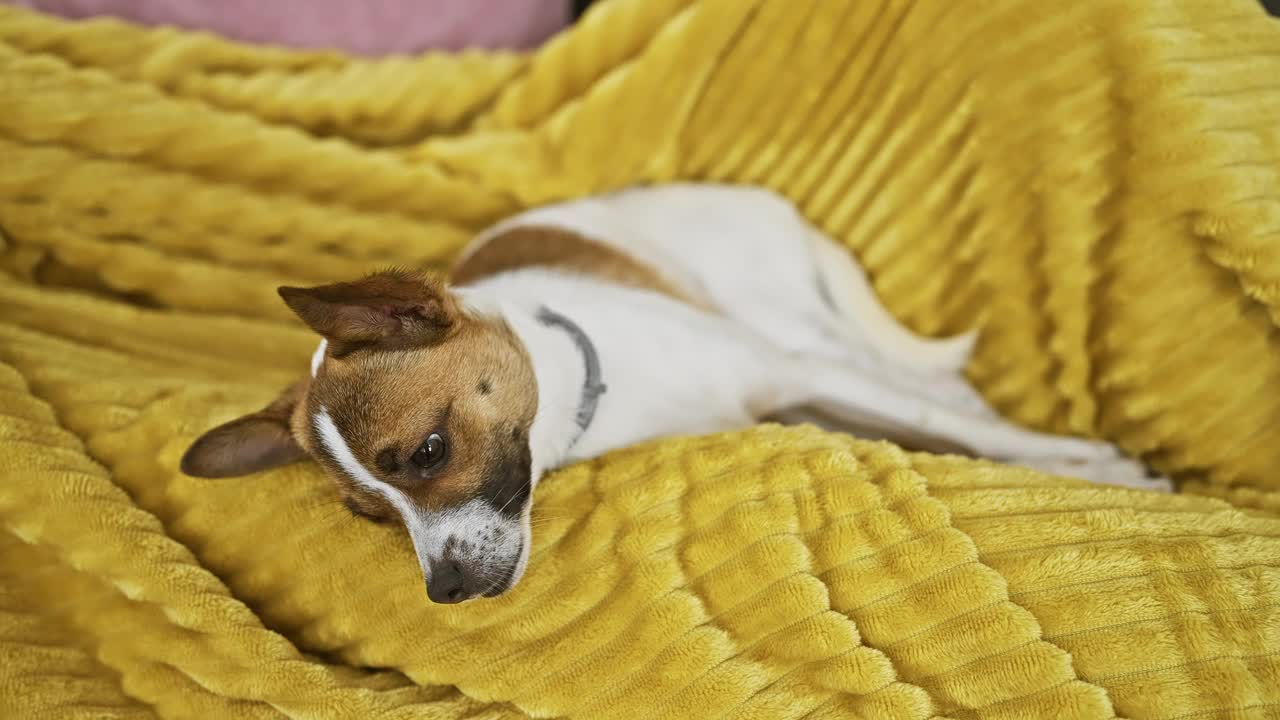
[181,184,1168,604]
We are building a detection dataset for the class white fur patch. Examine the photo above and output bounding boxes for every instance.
[310,339,327,377]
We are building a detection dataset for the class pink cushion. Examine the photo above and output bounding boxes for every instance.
[9,0,571,54]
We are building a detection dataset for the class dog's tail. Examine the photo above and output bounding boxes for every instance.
[809,232,977,374]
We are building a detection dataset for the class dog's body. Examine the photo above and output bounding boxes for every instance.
[183,184,1168,604]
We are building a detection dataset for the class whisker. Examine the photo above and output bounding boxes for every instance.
[524,520,563,531]
[525,515,571,527]
[478,561,517,597]
[494,485,525,517]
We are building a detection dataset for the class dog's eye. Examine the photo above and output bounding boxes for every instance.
[412,433,448,470]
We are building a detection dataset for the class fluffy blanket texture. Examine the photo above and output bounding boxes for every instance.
[1,1,1279,718]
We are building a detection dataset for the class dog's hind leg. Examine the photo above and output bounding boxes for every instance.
[754,356,1170,490]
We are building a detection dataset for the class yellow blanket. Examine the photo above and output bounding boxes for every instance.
[2,1,1279,717]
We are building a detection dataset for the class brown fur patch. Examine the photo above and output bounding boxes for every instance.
[451,224,708,309]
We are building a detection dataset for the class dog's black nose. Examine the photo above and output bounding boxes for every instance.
[426,560,468,604]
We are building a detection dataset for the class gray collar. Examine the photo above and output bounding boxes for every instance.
[536,306,606,449]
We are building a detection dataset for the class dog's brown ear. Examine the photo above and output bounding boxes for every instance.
[277,269,458,355]
[181,382,307,478]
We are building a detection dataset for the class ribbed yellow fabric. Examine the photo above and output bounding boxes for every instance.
[2,2,1279,718]
[0,8,528,146]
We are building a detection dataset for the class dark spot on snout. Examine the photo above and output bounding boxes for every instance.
[477,379,492,395]
[481,441,532,519]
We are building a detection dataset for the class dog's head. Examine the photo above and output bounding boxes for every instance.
[181,270,539,604]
